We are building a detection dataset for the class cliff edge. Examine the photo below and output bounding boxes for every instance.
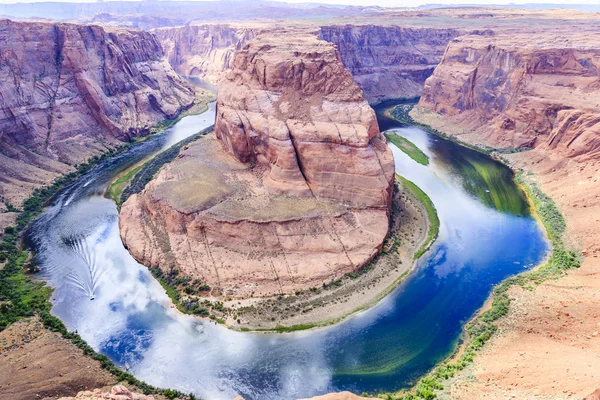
[0,19,195,206]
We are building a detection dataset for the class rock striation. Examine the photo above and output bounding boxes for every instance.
[414,30,600,400]
[320,25,461,102]
[58,385,153,400]
[419,33,600,160]
[215,33,394,207]
[120,33,394,298]
[0,19,195,206]
[154,24,461,103]
[154,24,263,84]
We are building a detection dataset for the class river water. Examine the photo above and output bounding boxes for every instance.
[26,101,548,399]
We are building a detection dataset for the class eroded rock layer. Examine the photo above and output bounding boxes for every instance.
[419,33,600,160]
[215,33,395,208]
[154,24,461,102]
[413,30,600,400]
[0,19,195,205]
[154,24,263,84]
[320,25,461,102]
[120,33,394,298]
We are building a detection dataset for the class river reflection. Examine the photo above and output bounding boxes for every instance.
[27,101,548,399]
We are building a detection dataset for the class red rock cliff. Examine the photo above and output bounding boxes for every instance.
[0,19,195,205]
[154,24,263,84]
[320,25,461,102]
[419,33,600,160]
[215,33,394,208]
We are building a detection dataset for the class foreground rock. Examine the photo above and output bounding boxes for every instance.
[0,318,114,400]
[320,25,461,102]
[120,33,394,298]
[59,385,154,400]
[0,19,195,206]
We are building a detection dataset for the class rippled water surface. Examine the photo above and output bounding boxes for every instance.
[27,101,548,399]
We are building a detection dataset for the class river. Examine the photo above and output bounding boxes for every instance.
[26,101,548,399]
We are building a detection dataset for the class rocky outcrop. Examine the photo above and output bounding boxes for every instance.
[415,31,600,399]
[215,33,394,207]
[154,24,263,84]
[419,33,600,160]
[0,19,195,205]
[120,33,394,298]
[58,386,153,400]
[153,24,461,103]
[320,25,461,102]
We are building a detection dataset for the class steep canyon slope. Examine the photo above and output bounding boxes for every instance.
[120,33,395,298]
[419,32,600,156]
[320,25,461,102]
[0,19,195,206]
[154,23,462,103]
[415,30,600,399]
[154,24,264,84]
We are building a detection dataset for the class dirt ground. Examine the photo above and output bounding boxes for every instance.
[0,317,115,400]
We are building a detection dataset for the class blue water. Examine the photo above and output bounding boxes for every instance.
[27,101,548,399]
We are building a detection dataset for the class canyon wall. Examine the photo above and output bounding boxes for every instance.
[415,31,600,399]
[0,19,195,206]
[154,24,461,103]
[320,25,461,102]
[120,33,395,298]
[418,33,600,159]
[154,24,264,84]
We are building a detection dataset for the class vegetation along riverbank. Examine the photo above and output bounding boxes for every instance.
[385,133,430,166]
[372,104,581,400]
[0,111,205,400]
[141,170,438,332]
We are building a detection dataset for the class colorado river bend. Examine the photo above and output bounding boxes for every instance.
[26,101,548,399]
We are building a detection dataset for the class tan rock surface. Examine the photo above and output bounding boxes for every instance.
[120,135,390,298]
[58,385,154,400]
[0,19,195,206]
[120,33,394,298]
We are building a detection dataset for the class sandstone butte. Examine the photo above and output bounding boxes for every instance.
[414,30,600,399]
[0,19,195,207]
[119,32,395,298]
